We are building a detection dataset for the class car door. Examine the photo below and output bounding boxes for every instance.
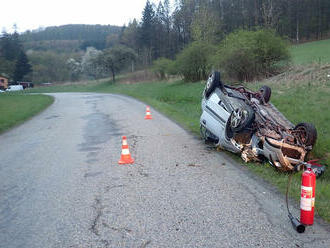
[201,88,231,138]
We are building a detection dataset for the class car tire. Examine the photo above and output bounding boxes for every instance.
[204,71,222,98]
[259,85,271,104]
[294,122,317,146]
[229,107,255,133]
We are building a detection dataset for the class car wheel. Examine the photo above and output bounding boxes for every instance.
[259,85,271,104]
[204,71,222,98]
[229,107,255,132]
[294,123,317,146]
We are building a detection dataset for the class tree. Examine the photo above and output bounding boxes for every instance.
[0,31,26,79]
[152,57,174,79]
[66,58,81,81]
[81,47,102,78]
[13,51,32,82]
[175,41,216,81]
[140,0,156,65]
[96,45,137,82]
[28,51,71,83]
[121,19,140,52]
[215,29,290,81]
[0,31,22,61]
[191,6,222,44]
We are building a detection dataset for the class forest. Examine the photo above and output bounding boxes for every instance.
[1,0,330,83]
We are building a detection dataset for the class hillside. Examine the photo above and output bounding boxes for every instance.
[21,24,121,42]
[21,24,122,52]
[291,39,330,65]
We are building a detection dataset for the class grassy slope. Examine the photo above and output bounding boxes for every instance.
[291,39,330,65]
[0,93,54,133]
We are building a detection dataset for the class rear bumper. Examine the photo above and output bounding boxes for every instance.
[262,137,307,171]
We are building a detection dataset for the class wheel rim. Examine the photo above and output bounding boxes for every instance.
[206,74,214,90]
[231,109,247,129]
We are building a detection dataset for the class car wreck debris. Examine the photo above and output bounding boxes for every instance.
[200,71,325,176]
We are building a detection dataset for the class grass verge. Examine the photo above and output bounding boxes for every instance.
[291,39,330,65]
[0,93,54,133]
[27,67,330,222]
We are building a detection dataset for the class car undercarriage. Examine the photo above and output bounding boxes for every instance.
[200,71,325,176]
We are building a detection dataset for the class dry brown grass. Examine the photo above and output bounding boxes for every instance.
[267,63,330,88]
[118,70,158,84]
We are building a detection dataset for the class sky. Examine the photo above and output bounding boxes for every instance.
[2,0,173,33]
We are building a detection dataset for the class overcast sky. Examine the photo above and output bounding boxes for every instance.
[2,0,173,33]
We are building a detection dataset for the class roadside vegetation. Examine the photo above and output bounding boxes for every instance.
[0,93,54,133]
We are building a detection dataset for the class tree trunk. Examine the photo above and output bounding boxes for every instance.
[296,16,299,43]
[296,0,299,44]
[111,67,115,82]
[254,0,258,26]
[131,61,135,72]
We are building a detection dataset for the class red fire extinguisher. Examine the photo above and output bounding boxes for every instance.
[300,167,316,225]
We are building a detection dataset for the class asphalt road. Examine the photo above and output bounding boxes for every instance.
[0,93,329,248]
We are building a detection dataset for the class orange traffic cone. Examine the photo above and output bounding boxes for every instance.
[118,136,134,164]
[144,106,152,119]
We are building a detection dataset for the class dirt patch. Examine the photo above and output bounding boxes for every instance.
[119,70,158,84]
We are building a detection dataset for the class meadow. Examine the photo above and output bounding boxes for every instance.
[291,39,330,65]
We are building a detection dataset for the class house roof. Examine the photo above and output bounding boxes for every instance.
[0,75,9,79]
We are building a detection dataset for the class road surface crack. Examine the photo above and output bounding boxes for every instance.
[90,197,104,236]
[128,135,141,150]
[140,240,151,248]
[105,184,126,192]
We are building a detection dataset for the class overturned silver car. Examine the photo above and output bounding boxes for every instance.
[200,71,325,175]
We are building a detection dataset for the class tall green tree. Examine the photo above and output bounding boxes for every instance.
[0,31,29,80]
[120,19,140,52]
[96,45,137,82]
[191,5,222,44]
[0,31,22,61]
[13,51,32,82]
[140,0,156,65]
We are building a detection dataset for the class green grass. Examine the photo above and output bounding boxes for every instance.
[291,39,330,65]
[0,93,54,133]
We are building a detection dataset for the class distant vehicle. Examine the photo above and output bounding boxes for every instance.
[0,89,5,93]
[6,85,24,92]
[18,82,34,89]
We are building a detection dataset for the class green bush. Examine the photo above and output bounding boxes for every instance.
[215,29,291,81]
[152,58,174,79]
[176,41,216,82]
